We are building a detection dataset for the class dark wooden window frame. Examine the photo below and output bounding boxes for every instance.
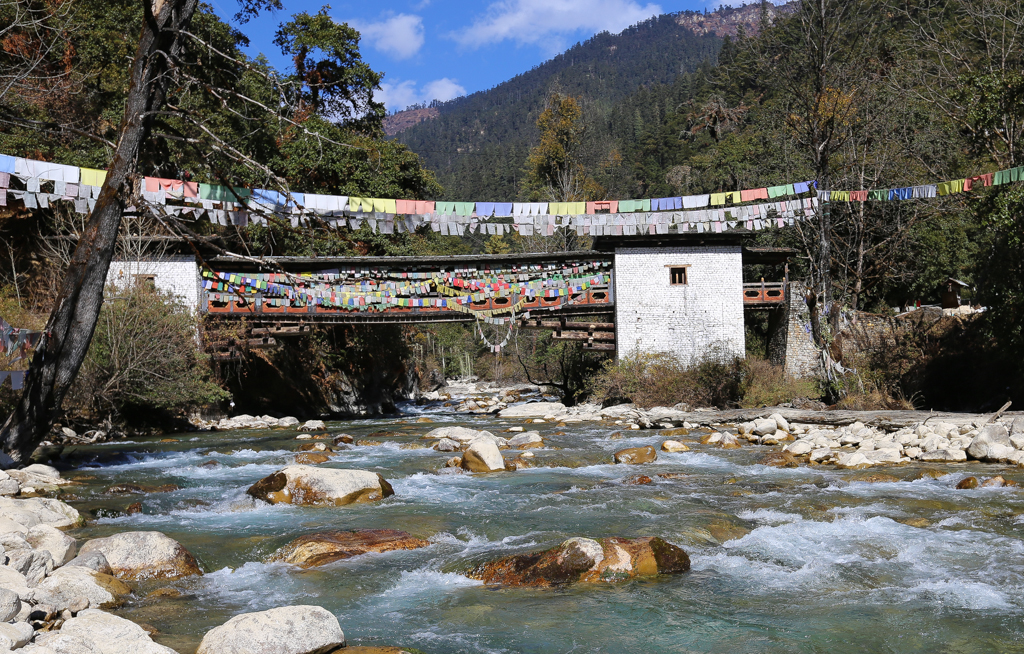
[666,264,690,286]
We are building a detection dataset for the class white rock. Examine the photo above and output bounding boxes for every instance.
[967,424,1012,461]
[35,566,131,610]
[6,547,53,585]
[33,633,102,654]
[809,448,832,463]
[422,426,484,443]
[196,605,345,654]
[904,447,922,459]
[738,422,754,435]
[499,402,566,418]
[864,448,901,464]
[26,524,76,567]
[58,609,178,654]
[0,621,33,648]
[705,433,723,444]
[507,426,524,432]
[920,448,968,462]
[768,413,789,432]
[294,434,313,440]
[1010,434,1024,450]
[507,432,544,448]
[278,417,300,427]
[0,497,80,529]
[752,418,778,436]
[839,432,863,446]
[0,588,19,622]
[460,440,506,473]
[784,441,813,456]
[432,438,460,452]
[248,466,393,507]
[661,440,690,453]
[836,452,871,468]
[0,564,29,593]
[78,531,201,581]
[300,420,326,431]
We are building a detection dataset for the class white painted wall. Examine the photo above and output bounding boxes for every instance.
[106,256,201,312]
[613,245,745,365]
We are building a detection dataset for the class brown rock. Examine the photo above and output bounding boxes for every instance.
[296,442,333,452]
[981,476,1007,488]
[759,451,798,468]
[146,587,182,599]
[505,457,533,471]
[706,522,751,543]
[660,428,690,437]
[400,443,426,450]
[295,453,330,465]
[623,475,653,485]
[913,469,947,480]
[657,473,688,480]
[852,473,900,484]
[356,440,385,447]
[444,457,462,468]
[608,431,625,440]
[956,476,979,489]
[613,446,657,465]
[333,434,354,445]
[467,536,689,587]
[268,529,430,568]
[199,460,221,469]
[125,502,143,515]
[719,434,742,449]
[896,517,931,528]
[416,417,434,423]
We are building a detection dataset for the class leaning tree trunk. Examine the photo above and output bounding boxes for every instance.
[0,0,199,465]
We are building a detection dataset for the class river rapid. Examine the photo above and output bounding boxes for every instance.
[56,403,1024,653]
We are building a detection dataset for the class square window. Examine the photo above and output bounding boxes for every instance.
[669,267,688,285]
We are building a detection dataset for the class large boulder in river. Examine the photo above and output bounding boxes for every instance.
[196,605,346,654]
[268,529,430,568]
[247,466,394,506]
[967,424,1013,461]
[35,565,132,610]
[460,440,506,473]
[613,446,657,465]
[78,531,202,580]
[468,536,689,587]
[40,609,178,654]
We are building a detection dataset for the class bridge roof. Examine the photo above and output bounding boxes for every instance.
[592,232,750,251]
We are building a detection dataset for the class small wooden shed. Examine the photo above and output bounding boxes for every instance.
[941,278,970,309]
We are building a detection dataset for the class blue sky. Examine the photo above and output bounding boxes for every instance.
[215,0,720,113]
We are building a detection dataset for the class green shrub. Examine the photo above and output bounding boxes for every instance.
[65,284,228,424]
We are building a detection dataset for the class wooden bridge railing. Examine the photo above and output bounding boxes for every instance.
[742,281,786,305]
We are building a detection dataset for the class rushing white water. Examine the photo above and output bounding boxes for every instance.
[62,407,1024,653]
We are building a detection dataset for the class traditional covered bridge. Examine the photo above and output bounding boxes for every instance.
[106,232,816,375]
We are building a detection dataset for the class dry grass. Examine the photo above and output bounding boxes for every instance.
[588,350,814,409]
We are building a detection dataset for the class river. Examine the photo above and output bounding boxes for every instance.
[58,403,1024,653]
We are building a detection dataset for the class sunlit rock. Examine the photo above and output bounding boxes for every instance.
[247,466,394,506]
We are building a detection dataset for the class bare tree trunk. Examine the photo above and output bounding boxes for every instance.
[0,0,199,465]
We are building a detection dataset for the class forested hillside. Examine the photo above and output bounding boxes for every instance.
[394,9,745,201]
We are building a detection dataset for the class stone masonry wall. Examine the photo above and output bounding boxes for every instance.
[106,256,200,312]
[782,281,823,378]
[613,245,745,365]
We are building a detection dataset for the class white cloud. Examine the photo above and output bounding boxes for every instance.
[453,0,663,50]
[377,78,467,112]
[350,13,425,60]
